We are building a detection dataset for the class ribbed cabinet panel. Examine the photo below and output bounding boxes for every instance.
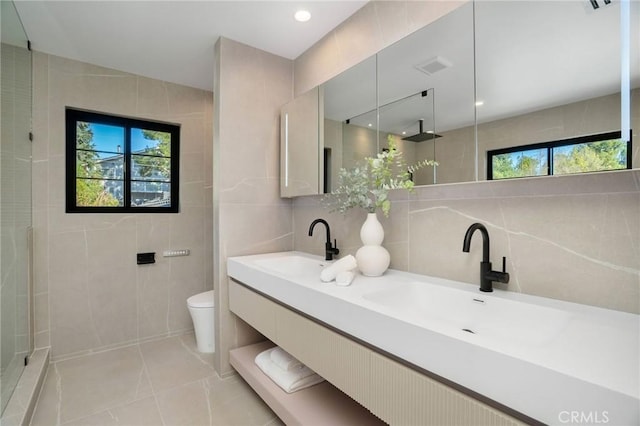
[369,352,524,425]
[228,281,278,341]
[275,307,371,408]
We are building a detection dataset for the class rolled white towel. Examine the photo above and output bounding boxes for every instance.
[270,346,303,371]
[320,254,357,282]
[335,270,355,286]
[255,348,324,393]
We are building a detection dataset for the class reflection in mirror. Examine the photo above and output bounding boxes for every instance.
[341,108,377,170]
[475,0,639,180]
[323,57,377,193]
[377,2,476,185]
[377,90,437,185]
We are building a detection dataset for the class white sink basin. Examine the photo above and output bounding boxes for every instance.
[254,254,327,278]
[362,281,572,348]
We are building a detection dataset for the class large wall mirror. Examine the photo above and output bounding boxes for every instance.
[281,0,638,197]
[475,0,638,181]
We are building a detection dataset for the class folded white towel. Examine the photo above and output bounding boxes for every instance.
[255,348,324,393]
[320,254,357,282]
[270,346,303,371]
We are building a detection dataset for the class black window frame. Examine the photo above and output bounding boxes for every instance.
[487,130,632,180]
[66,108,180,213]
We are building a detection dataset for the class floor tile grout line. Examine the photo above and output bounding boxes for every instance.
[136,343,168,426]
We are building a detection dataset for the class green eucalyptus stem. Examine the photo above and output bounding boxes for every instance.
[324,135,438,217]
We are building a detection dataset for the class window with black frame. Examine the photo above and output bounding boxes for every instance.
[66,108,180,213]
[487,131,631,180]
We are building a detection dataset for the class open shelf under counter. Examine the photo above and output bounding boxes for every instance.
[229,341,385,426]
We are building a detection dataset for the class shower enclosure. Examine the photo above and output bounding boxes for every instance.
[0,0,33,414]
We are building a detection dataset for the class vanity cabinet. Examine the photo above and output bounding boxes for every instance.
[228,280,524,426]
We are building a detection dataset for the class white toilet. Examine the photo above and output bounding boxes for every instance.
[187,290,215,353]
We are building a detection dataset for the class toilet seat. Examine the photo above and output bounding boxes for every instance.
[187,290,214,308]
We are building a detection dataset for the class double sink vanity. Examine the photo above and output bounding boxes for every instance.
[227,251,639,425]
[230,1,639,424]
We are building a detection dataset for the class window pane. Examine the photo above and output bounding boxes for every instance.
[553,139,627,175]
[131,128,171,157]
[76,178,123,207]
[492,148,548,179]
[131,181,172,207]
[77,152,124,179]
[131,155,171,181]
[77,122,125,153]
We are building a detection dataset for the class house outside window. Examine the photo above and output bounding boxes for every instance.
[66,108,180,213]
[487,131,631,180]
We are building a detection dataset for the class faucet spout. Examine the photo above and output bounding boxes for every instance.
[308,219,340,261]
[462,222,509,292]
[308,218,331,242]
[462,223,490,263]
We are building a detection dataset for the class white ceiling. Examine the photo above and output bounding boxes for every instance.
[14,0,368,91]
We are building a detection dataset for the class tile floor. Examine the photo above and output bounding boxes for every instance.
[30,334,283,426]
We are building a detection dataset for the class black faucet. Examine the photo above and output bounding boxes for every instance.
[308,219,340,261]
[462,223,509,292]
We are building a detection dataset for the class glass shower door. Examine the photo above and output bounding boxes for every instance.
[1,0,32,414]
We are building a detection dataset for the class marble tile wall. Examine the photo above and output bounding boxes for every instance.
[213,38,294,377]
[294,171,640,314]
[31,52,214,360]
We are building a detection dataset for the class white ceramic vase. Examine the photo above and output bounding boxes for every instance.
[355,212,390,277]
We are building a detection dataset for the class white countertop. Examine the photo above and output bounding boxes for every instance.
[227,251,639,426]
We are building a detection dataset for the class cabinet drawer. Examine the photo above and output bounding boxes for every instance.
[369,352,523,426]
[276,307,371,408]
[228,280,277,341]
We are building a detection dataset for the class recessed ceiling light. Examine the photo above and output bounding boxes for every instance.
[368,123,372,127]
[475,101,484,107]
[294,10,311,22]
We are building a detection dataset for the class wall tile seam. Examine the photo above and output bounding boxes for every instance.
[405,191,640,204]
[218,202,291,207]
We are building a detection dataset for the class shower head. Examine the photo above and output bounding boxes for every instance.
[402,119,441,142]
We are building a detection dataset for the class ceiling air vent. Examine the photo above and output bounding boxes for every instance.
[414,56,452,76]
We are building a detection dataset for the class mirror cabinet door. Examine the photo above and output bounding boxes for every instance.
[376,2,476,186]
[475,1,636,180]
[322,56,377,193]
[280,87,321,198]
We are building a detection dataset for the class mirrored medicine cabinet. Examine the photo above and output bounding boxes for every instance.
[280,0,639,198]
